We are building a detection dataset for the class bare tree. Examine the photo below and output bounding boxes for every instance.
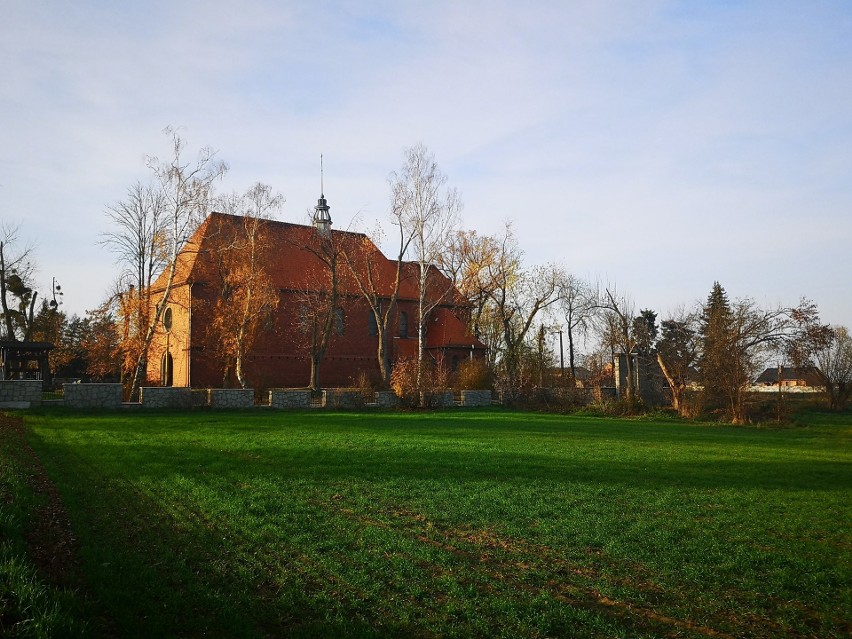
[812,326,852,411]
[558,273,596,382]
[293,221,346,392]
[390,143,462,390]
[787,306,852,411]
[596,285,638,405]
[342,225,411,387]
[101,181,168,386]
[104,128,227,399]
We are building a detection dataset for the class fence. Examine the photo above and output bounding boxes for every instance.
[14,382,613,411]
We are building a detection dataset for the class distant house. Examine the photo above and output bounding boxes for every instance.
[754,366,822,388]
[145,206,484,389]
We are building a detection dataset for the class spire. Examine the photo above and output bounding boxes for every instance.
[313,154,332,233]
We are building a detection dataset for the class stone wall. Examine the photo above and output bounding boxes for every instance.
[140,387,193,409]
[374,391,399,408]
[0,380,42,409]
[460,390,492,407]
[421,390,455,408]
[64,383,123,409]
[323,389,366,409]
[209,388,255,409]
[269,389,311,409]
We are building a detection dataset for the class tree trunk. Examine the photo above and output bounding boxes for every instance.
[378,330,390,386]
[309,356,320,392]
[568,326,576,381]
[0,243,15,341]
[656,353,683,415]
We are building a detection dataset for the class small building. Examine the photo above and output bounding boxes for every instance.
[755,366,822,388]
[0,341,54,388]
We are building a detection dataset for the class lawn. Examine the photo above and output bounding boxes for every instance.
[4,408,851,638]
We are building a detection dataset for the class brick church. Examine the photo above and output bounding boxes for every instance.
[146,193,484,389]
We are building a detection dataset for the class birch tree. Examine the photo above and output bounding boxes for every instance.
[105,128,226,399]
[390,143,461,389]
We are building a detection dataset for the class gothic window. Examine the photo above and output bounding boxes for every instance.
[161,352,173,387]
[367,311,377,336]
[399,311,408,339]
[334,307,346,335]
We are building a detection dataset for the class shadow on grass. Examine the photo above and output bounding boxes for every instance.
[30,434,851,493]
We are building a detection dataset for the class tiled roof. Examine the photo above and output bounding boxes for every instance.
[153,212,424,299]
[754,366,822,385]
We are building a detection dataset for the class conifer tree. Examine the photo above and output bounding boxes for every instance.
[700,282,735,409]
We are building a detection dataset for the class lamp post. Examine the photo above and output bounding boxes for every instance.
[48,277,62,309]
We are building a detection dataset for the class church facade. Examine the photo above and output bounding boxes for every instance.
[145,200,484,390]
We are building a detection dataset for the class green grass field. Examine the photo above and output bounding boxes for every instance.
[3,408,851,638]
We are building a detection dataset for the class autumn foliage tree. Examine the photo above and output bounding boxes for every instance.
[205,184,281,388]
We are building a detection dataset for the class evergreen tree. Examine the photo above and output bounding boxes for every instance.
[700,282,734,408]
[632,308,658,354]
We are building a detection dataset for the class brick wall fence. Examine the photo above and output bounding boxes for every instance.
[0,380,43,409]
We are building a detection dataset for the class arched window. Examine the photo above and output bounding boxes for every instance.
[163,307,173,333]
[161,352,173,387]
[367,311,378,336]
[451,355,460,371]
[399,311,408,339]
[334,307,346,335]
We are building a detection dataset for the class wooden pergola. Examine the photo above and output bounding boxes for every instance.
[0,341,54,388]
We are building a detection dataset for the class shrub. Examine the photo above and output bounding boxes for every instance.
[390,358,448,407]
[351,370,382,403]
[452,358,493,391]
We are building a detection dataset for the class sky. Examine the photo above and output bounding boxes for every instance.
[2,0,851,341]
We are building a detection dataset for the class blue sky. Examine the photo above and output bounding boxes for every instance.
[1,0,850,336]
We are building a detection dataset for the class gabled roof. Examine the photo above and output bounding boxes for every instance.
[425,307,486,350]
[152,212,424,299]
[755,366,822,385]
[152,212,479,313]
